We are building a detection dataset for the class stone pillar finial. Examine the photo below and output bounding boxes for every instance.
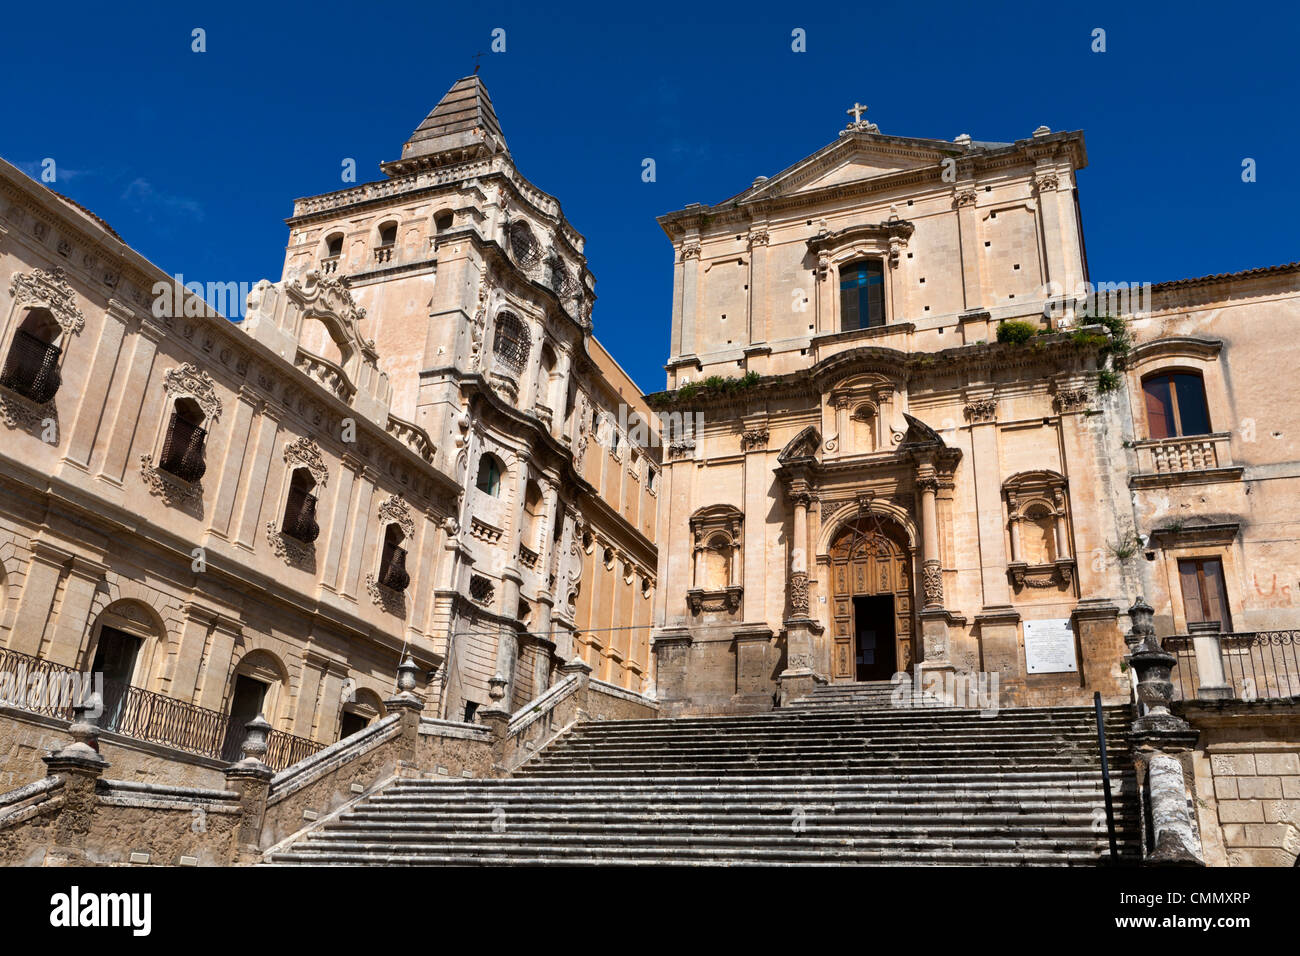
[488,673,507,704]
[237,714,272,765]
[396,655,420,695]
[67,691,105,755]
[1128,597,1189,733]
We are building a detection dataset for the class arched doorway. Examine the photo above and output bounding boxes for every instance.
[828,516,915,681]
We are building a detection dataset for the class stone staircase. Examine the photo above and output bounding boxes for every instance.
[269,693,1141,866]
[785,678,951,710]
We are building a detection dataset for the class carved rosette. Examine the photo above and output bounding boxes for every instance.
[163,363,222,423]
[366,574,406,615]
[376,494,415,539]
[922,559,944,608]
[789,571,810,616]
[267,519,314,568]
[10,267,85,337]
[283,436,328,487]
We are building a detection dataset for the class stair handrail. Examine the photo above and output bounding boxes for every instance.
[1093,691,1119,863]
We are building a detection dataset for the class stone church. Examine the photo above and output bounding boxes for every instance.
[0,75,657,790]
[647,107,1300,716]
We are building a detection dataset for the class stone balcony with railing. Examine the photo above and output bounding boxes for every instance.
[373,244,394,265]
[320,255,340,275]
[1129,431,1243,488]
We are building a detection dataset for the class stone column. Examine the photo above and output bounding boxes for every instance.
[383,656,425,777]
[747,227,769,345]
[916,470,954,677]
[779,489,822,705]
[953,186,984,311]
[679,240,701,357]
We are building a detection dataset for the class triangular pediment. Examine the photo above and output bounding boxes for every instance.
[738,133,963,203]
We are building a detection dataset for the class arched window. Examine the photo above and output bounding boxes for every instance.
[1,308,63,403]
[322,232,344,273]
[647,467,657,493]
[536,343,558,410]
[523,480,544,549]
[378,523,409,592]
[375,221,397,263]
[509,220,541,268]
[840,259,885,331]
[1143,371,1211,439]
[476,454,503,496]
[281,468,320,543]
[159,397,207,482]
[433,211,454,233]
[493,312,529,372]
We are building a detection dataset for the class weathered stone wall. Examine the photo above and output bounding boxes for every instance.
[586,678,658,721]
[413,719,493,780]
[1183,699,1300,866]
[85,787,239,866]
[0,708,226,792]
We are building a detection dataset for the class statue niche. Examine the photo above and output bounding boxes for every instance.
[686,505,743,616]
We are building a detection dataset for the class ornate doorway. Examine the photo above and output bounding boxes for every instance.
[829,515,915,681]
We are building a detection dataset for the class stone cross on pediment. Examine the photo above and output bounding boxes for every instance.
[847,102,868,124]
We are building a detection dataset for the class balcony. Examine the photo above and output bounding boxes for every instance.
[0,647,321,772]
[379,545,410,592]
[519,544,540,570]
[1168,629,1300,701]
[158,414,207,483]
[320,255,340,275]
[1130,432,1242,488]
[282,489,320,544]
[0,330,61,404]
[373,244,394,265]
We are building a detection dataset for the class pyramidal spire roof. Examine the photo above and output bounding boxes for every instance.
[383,75,509,176]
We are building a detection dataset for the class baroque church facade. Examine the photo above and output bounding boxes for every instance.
[0,75,656,788]
[647,110,1300,715]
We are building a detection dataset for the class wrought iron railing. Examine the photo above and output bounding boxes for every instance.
[0,646,321,771]
[159,413,207,482]
[0,330,61,403]
[1169,630,1300,701]
[281,488,320,543]
[379,545,409,591]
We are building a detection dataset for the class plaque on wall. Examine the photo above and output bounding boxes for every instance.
[1023,618,1078,674]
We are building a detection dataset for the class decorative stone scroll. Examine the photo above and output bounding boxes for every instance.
[267,519,315,569]
[789,571,810,616]
[922,559,944,607]
[282,436,328,487]
[366,574,406,615]
[376,494,415,539]
[10,267,85,337]
[163,363,222,423]
[963,398,997,422]
[740,428,769,451]
[141,454,204,506]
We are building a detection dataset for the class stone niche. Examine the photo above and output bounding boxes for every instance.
[684,504,744,621]
[1003,470,1077,595]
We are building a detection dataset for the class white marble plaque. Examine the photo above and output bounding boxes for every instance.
[1024,618,1078,674]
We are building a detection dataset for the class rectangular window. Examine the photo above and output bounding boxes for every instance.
[1178,557,1232,631]
[839,260,885,331]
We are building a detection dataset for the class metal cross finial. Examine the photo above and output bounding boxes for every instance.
[847,102,868,124]
[472,51,485,74]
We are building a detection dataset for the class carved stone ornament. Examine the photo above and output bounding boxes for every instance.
[686,586,743,615]
[10,267,85,337]
[376,494,415,539]
[680,242,701,261]
[266,520,315,570]
[0,389,55,431]
[140,454,203,505]
[1008,559,1076,591]
[282,436,328,487]
[922,559,944,608]
[789,571,810,616]
[667,438,696,460]
[1053,387,1090,412]
[747,229,770,248]
[1034,173,1060,192]
[366,574,406,615]
[740,428,769,451]
[163,363,223,423]
[953,188,978,207]
[963,398,997,422]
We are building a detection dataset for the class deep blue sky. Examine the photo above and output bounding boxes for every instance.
[6,1,1296,393]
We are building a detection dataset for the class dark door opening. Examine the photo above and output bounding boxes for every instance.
[853,595,897,681]
[222,675,269,761]
[339,710,369,740]
[91,626,142,731]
